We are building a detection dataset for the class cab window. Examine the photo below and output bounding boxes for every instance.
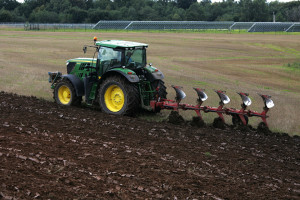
[98,47,122,73]
[98,47,121,62]
[124,48,146,69]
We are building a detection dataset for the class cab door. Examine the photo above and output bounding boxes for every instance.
[98,47,122,76]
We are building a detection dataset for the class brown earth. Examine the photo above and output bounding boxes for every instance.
[0,91,299,199]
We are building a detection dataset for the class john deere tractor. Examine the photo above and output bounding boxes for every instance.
[48,38,167,115]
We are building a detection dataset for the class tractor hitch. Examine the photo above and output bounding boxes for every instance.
[48,71,62,89]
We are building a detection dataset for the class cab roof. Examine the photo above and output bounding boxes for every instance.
[95,40,148,49]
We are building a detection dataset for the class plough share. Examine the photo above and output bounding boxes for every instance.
[150,86,275,129]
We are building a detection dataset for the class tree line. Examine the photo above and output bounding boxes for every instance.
[0,0,300,23]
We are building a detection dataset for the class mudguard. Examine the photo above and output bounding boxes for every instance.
[62,74,84,96]
[144,66,164,82]
[151,70,164,80]
[104,68,140,83]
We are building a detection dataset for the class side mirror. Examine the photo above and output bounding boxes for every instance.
[83,46,87,54]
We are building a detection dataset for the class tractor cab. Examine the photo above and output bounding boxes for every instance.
[94,40,148,75]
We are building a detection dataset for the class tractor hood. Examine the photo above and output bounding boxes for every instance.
[67,58,97,67]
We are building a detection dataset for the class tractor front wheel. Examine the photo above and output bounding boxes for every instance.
[99,76,139,115]
[54,80,81,106]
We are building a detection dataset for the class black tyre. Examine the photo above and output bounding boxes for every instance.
[151,80,167,113]
[151,80,167,99]
[54,80,82,106]
[98,76,140,116]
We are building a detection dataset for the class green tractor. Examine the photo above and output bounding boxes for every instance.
[48,38,167,115]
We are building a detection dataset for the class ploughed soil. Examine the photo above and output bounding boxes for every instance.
[0,92,299,200]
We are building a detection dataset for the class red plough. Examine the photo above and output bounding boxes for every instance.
[150,86,275,129]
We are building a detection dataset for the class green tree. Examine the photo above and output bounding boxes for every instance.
[0,0,20,10]
[29,10,59,22]
[127,7,138,20]
[186,3,204,21]
[138,5,159,20]
[239,0,253,21]
[69,6,87,23]
[45,0,71,13]
[69,0,87,9]
[94,0,112,10]
[252,0,268,22]
[0,8,12,21]
[177,0,197,9]
[87,9,110,22]
[286,6,300,22]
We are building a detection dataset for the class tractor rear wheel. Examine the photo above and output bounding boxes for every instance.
[54,80,82,106]
[151,80,167,113]
[152,80,167,99]
[99,76,139,116]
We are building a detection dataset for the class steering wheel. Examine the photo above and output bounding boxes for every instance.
[127,61,136,69]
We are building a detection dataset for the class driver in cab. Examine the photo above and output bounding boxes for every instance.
[125,51,133,65]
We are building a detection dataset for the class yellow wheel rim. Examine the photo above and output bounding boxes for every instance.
[104,85,125,112]
[58,85,71,105]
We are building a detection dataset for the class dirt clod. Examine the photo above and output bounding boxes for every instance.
[168,111,185,125]
[190,116,205,128]
[213,117,225,129]
[257,122,271,135]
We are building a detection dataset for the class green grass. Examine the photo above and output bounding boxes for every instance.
[253,43,300,55]
[2,26,300,35]
[286,62,300,69]
[192,80,208,86]
[204,152,212,157]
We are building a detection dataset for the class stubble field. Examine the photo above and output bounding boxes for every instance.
[0,29,299,135]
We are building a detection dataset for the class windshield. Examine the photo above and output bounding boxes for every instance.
[124,48,146,69]
[98,47,121,62]
[98,47,146,72]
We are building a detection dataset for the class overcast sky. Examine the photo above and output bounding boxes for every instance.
[15,0,298,3]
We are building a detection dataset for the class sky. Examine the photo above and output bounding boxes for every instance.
[15,0,299,3]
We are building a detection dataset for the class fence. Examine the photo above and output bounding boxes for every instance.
[0,23,94,30]
[93,21,300,32]
[1,22,300,32]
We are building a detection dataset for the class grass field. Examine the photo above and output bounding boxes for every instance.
[0,29,299,135]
